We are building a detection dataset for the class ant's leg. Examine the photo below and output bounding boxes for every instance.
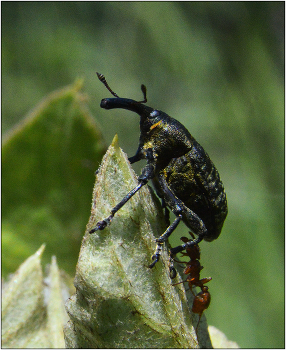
[195,314,203,334]
[170,227,205,256]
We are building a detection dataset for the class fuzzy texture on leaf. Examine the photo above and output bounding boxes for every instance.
[64,135,213,348]
[2,246,74,348]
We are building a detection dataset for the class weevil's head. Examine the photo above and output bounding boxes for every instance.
[99,97,168,135]
[97,73,193,154]
[97,72,154,120]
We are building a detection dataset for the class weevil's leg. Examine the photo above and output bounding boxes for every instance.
[149,174,186,268]
[170,226,206,256]
[90,156,156,233]
[149,215,182,268]
[149,214,182,268]
[148,242,163,268]
[128,146,143,164]
[169,254,177,279]
[154,173,207,259]
[129,145,154,164]
[156,215,182,242]
[89,181,145,232]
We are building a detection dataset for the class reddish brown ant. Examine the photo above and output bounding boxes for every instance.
[172,234,212,332]
[192,285,211,329]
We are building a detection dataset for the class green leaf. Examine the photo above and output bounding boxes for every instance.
[64,136,213,348]
[208,326,239,348]
[2,81,106,276]
[2,245,75,348]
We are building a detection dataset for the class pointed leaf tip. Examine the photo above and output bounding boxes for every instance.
[65,138,210,348]
[111,133,119,147]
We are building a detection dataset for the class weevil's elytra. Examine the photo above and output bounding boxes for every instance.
[90,73,228,270]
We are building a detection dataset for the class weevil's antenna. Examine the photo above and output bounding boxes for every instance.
[138,84,147,103]
[96,72,119,98]
[97,72,147,103]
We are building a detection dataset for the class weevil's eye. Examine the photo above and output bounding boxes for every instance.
[100,99,108,108]
[150,110,160,118]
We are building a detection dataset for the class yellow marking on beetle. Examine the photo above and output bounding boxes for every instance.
[150,121,163,131]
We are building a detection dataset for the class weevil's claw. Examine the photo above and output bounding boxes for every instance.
[169,255,177,279]
[89,219,109,233]
[148,254,159,269]
[169,266,177,279]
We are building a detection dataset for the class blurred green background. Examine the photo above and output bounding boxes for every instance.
[2,2,284,348]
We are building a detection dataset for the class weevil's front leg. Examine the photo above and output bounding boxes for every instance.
[89,155,156,234]
[128,145,144,164]
[128,145,155,165]
[89,181,145,233]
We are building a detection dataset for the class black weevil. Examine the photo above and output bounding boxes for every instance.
[90,73,228,272]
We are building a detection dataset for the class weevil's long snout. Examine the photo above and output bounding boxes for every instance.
[100,97,153,117]
[100,98,135,110]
